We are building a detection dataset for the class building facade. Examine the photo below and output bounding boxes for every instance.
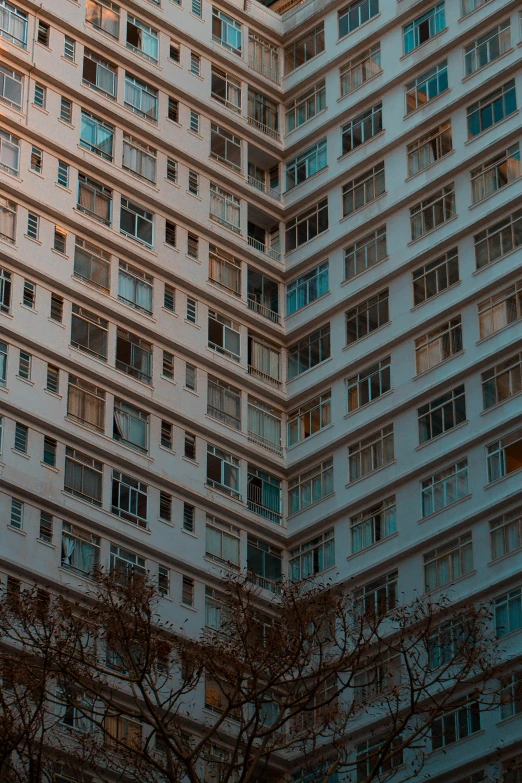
[0,0,521,778]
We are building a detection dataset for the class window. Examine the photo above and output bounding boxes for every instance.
[478,281,522,339]
[161,421,172,450]
[158,565,169,596]
[286,140,327,191]
[431,701,480,749]
[46,364,59,393]
[288,458,333,515]
[483,353,522,410]
[462,0,490,15]
[427,615,470,670]
[169,40,180,62]
[410,184,455,240]
[115,328,152,384]
[495,587,522,637]
[60,96,72,123]
[183,503,195,532]
[354,570,397,619]
[207,375,241,429]
[342,162,385,216]
[211,66,241,113]
[18,350,31,380]
[168,97,179,123]
[10,498,23,528]
[74,238,110,291]
[124,73,158,122]
[413,249,459,305]
[159,491,172,522]
[185,363,196,391]
[356,736,402,783]
[82,50,117,98]
[30,146,42,173]
[418,385,466,444]
[77,173,112,225]
[64,447,103,505]
[67,375,106,430]
[209,246,241,295]
[285,23,324,74]
[290,529,334,580]
[490,506,522,560]
[338,0,378,38]
[26,214,38,241]
[0,64,23,110]
[286,199,328,252]
[189,111,200,134]
[287,391,331,447]
[64,35,75,61]
[415,317,462,374]
[487,428,522,483]
[342,104,382,155]
[210,124,241,171]
[351,497,396,554]
[247,466,282,524]
[424,533,473,592]
[162,351,174,381]
[247,535,282,589]
[404,3,445,53]
[287,324,330,379]
[190,52,201,76]
[71,304,108,361]
[206,444,240,498]
[286,262,328,315]
[421,460,468,517]
[249,31,279,82]
[113,399,148,453]
[212,7,241,55]
[348,424,394,482]
[464,20,511,76]
[0,340,7,386]
[112,470,148,527]
[188,171,199,196]
[340,43,381,97]
[210,183,240,233]
[43,436,57,467]
[192,0,202,15]
[37,21,49,46]
[52,227,66,255]
[186,297,197,323]
[80,111,114,161]
[406,60,448,113]
[110,543,145,584]
[118,261,152,314]
[0,130,19,176]
[248,397,282,455]
[248,89,280,138]
[407,121,452,177]
[500,670,522,721]
[57,160,69,188]
[184,432,196,460]
[120,198,153,247]
[346,289,389,345]
[182,575,194,606]
[166,158,178,183]
[39,511,53,542]
[208,310,240,361]
[346,356,391,413]
[471,144,521,204]
[344,226,387,280]
[164,285,175,312]
[86,0,120,38]
[0,1,28,48]
[206,516,240,567]
[467,81,516,139]
[165,220,177,247]
[285,80,325,133]
[248,335,281,387]
[126,15,158,63]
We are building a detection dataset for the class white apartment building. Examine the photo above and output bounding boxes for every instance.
[0,0,521,778]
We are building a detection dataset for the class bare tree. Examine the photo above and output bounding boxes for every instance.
[0,570,499,783]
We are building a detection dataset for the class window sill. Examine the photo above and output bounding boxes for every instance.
[286,355,333,384]
[410,280,461,312]
[182,456,199,467]
[346,459,396,489]
[400,28,448,61]
[429,727,484,757]
[286,422,334,451]
[469,176,522,211]
[181,602,197,613]
[485,466,522,490]
[347,531,398,561]
[47,317,66,329]
[19,304,37,314]
[165,178,181,189]
[204,484,243,504]
[481,388,522,415]
[52,248,69,259]
[414,349,464,379]
[285,165,328,195]
[186,190,202,201]
[61,55,78,67]
[415,420,469,451]
[407,214,458,246]
[181,527,198,538]
[286,290,331,320]
[405,149,455,183]
[284,107,327,138]
[185,319,201,329]
[418,494,472,525]
[32,104,49,115]
[337,13,381,45]
[337,131,385,164]
[472,243,519,277]
[337,70,382,104]
[37,537,56,549]
[159,516,175,527]
[462,48,514,84]
[159,444,175,456]
[112,365,155,391]
[477,318,521,346]
[344,388,394,420]
[287,491,335,519]
[162,307,179,318]
[183,386,199,396]
[465,110,519,146]
[340,192,387,224]
[24,234,41,245]
[343,321,390,352]
[404,88,451,120]
[16,376,34,386]
[41,461,59,473]
[7,524,26,536]
[285,228,329,257]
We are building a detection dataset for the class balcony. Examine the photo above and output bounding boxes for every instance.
[247,267,280,324]
[247,88,280,140]
[248,205,282,263]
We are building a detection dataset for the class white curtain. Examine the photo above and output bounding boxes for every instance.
[250,339,280,380]
[248,404,281,446]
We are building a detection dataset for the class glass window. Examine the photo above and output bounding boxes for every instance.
[346,356,391,412]
[351,497,396,554]
[338,0,378,38]
[415,316,462,374]
[207,375,241,429]
[471,144,521,204]
[115,328,152,384]
[210,123,241,171]
[407,121,452,176]
[67,374,106,430]
[205,515,240,567]
[118,260,153,314]
[86,0,120,38]
[77,173,112,225]
[406,60,448,113]
[287,391,331,447]
[126,15,158,62]
[341,103,382,156]
[478,280,522,339]
[70,304,108,361]
[61,521,100,575]
[208,310,240,361]
[421,460,468,517]
[0,1,28,48]
[287,324,331,379]
[212,7,242,55]
[113,398,148,453]
[80,111,114,161]
[286,139,327,191]
[209,183,240,232]
[286,261,328,314]
[124,73,158,122]
[486,428,522,483]
[342,162,385,216]
[122,133,156,183]
[424,533,473,592]
[403,3,445,54]
[206,444,241,498]
[464,20,510,76]
[410,184,455,239]
[290,529,335,580]
[348,424,394,482]
[418,385,466,444]
[64,446,103,505]
[490,506,522,561]
[340,43,381,97]
[82,49,117,97]
[120,197,154,247]
[346,289,389,345]
[289,458,333,514]
[211,66,241,113]
[467,81,516,139]
[0,63,23,110]
[344,226,387,280]
[285,198,328,252]
[482,353,522,410]
[285,23,324,74]
[285,80,325,133]
[74,237,110,291]
[112,469,148,527]
[413,248,459,304]
[0,129,19,176]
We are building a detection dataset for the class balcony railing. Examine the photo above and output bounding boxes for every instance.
[248,236,281,262]
[247,572,283,594]
[247,174,281,200]
[248,431,283,456]
[248,58,279,83]
[247,297,280,323]
[247,115,280,140]
[248,365,282,387]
